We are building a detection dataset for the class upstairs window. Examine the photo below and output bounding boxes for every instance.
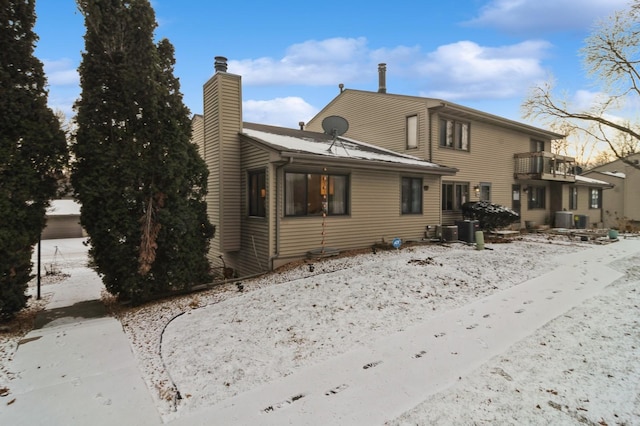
[248,170,266,217]
[440,118,469,151]
[285,172,349,216]
[401,177,422,214]
[406,115,418,149]
[442,182,469,211]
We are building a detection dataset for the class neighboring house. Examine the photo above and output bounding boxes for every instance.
[42,199,83,239]
[583,153,640,228]
[554,175,614,228]
[194,58,456,276]
[305,63,610,230]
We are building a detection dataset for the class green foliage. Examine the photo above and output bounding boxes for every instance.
[0,0,68,320]
[462,201,519,232]
[73,0,213,303]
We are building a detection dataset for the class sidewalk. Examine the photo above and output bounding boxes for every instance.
[0,239,161,426]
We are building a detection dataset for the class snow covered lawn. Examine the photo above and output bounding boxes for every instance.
[113,233,639,424]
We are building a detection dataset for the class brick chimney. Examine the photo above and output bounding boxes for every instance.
[378,63,387,93]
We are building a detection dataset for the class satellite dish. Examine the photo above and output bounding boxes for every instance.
[321,115,349,137]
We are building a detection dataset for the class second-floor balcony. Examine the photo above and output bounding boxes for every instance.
[514,152,576,182]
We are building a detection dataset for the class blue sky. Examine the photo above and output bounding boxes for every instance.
[33,0,630,129]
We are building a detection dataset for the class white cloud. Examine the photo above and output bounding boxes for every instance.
[230,38,374,86]
[243,97,318,127]
[464,0,629,34]
[415,40,552,100]
[42,58,79,86]
[228,36,551,102]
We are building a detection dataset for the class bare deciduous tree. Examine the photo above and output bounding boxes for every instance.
[522,2,640,170]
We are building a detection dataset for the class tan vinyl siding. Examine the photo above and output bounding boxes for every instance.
[589,154,640,223]
[556,185,604,228]
[276,168,440,262]
[432,115,526,208]
[306,91,431,158]
[203,72,242,256]
[237,143,271,276]
[203,76,221,260]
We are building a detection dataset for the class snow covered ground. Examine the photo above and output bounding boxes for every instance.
[113,233,640,424]
[3,234,638,425]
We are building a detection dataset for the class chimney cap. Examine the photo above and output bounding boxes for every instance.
[214,56,228,73]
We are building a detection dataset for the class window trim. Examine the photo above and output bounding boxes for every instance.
[439,117,470,151]
[248,169,266,217]
[442,181,470,211]
[401,176,423,215]
[284,171,350,217]
[589,187,602,209]
[406,114,418,150]
[479,182,491,202]
[527,185,546,210]
[568,186,578,210]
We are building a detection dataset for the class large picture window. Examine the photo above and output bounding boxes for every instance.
[440,118,469,151]
[402,177,422,214]
[527,186,546,209]
[442,182,469,211]
[285,172,348,216]
[248,170,266,217]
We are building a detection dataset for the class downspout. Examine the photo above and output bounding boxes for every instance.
[270,157,293,270]
[428,109,434,162]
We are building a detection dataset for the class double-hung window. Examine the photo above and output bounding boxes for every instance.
[442,182,469,211]
[248,170,266,217]
[285,172,348,216]
[440,118,469,151]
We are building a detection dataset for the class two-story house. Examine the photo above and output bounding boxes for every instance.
[306,64,615,231]
[194,58,611,277]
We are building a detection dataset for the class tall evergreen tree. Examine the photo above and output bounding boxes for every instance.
[73,0,213,302]
[0,0,68,320]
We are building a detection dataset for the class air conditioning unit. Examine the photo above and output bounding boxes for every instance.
[456,220,480,243]
[442,225,458,242]
[574,214,588,229]
[555,211,573,228]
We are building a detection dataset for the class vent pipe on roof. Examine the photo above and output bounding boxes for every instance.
[339,83,344,93]
[298,121,305,130]
[378,63,387,93]
[214,56,228,73]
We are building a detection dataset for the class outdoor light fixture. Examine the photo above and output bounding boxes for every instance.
[473,185,480,195]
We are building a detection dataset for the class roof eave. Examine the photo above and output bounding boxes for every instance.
[429,102,565,140]
[279,151,458,175]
